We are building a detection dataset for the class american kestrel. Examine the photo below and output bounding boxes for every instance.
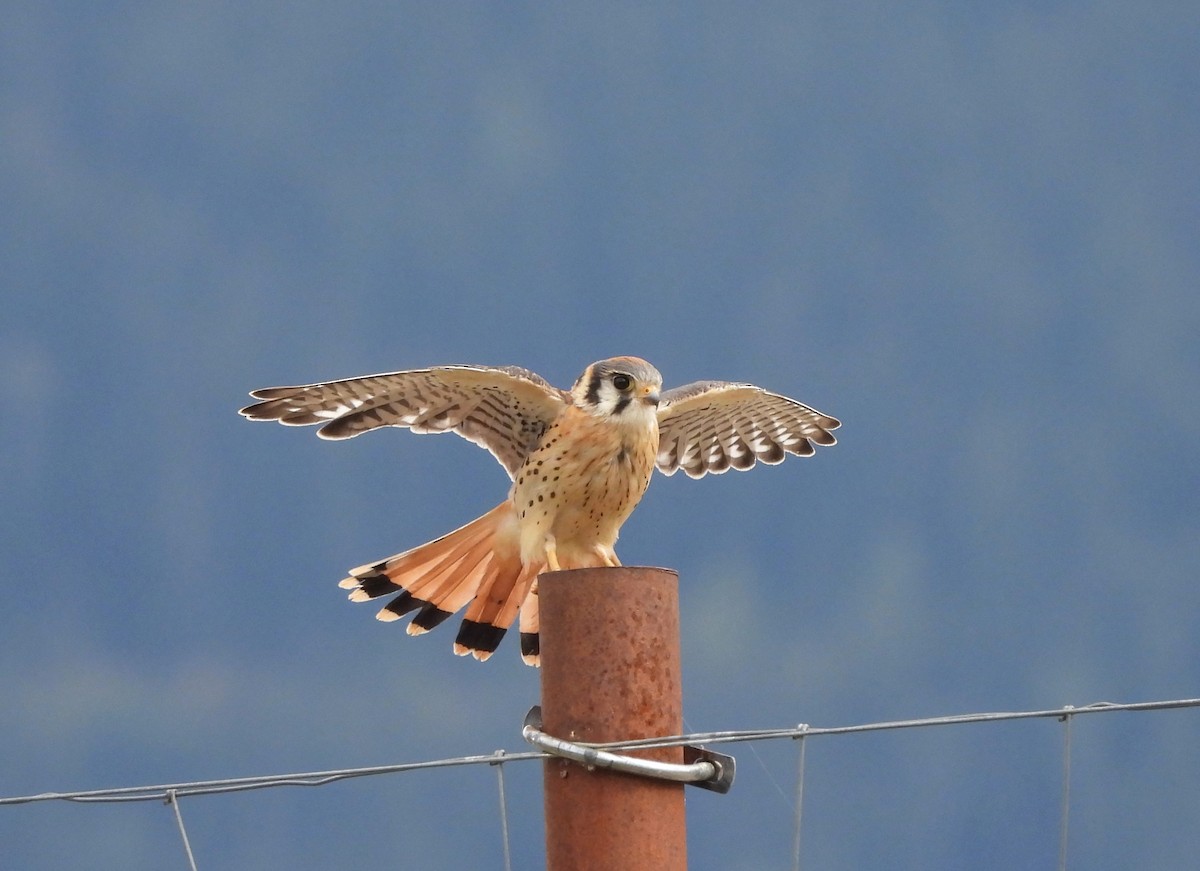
[240,357,838,666]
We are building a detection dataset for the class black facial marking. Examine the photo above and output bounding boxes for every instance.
[612,396,632,415]
[584,371,603,406]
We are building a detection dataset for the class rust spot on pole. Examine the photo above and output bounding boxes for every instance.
[539,566,686,871]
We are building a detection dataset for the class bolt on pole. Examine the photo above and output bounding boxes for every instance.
[538,565,687,871]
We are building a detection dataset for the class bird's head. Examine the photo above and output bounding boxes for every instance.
[572,356,663,423]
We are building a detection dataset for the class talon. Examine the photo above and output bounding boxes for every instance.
[545,534,561,571]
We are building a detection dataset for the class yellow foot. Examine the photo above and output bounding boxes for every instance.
[545,535,562,571]
[595,545,621,567]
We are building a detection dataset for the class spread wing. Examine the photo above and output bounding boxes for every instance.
[239,365,569,480]
[656,381,840,479]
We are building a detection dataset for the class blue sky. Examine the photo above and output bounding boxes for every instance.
[2,3,1198,868]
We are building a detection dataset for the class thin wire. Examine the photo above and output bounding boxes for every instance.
[791,725,809,871]
[165,790,199,871]
[0,750,544,805]
[1058,707,1074,871]
[747,741,794,811]
[589,697,1200,751]
[687,692,792,806]
[492,751,513,871]
[3,697,1196,807]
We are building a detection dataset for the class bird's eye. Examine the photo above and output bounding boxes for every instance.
[611,374,632,391]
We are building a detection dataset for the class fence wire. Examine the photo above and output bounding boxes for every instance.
[3,696,1197,869]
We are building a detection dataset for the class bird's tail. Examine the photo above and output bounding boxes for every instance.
[338,503,545,665]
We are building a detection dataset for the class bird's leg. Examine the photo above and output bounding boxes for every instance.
[596,545,621,567]
[544,534,562,572]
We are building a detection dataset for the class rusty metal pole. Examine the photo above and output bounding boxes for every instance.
[538,565,687,871]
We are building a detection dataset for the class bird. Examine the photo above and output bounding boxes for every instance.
[240,356,839,666]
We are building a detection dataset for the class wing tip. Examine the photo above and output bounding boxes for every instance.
[238,403,276,420]
[247,386,292,401]
[315,425,355,441]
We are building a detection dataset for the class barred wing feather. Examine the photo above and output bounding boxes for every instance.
[655,381,840,479]
[240,365,569,480]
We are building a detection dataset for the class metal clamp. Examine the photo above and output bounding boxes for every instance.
[522,706,735,794]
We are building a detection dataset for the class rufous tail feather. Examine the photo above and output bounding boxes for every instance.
[338,502,537,663]
[518,578,541,666]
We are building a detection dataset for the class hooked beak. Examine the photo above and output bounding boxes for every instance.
[641,385,660,407]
